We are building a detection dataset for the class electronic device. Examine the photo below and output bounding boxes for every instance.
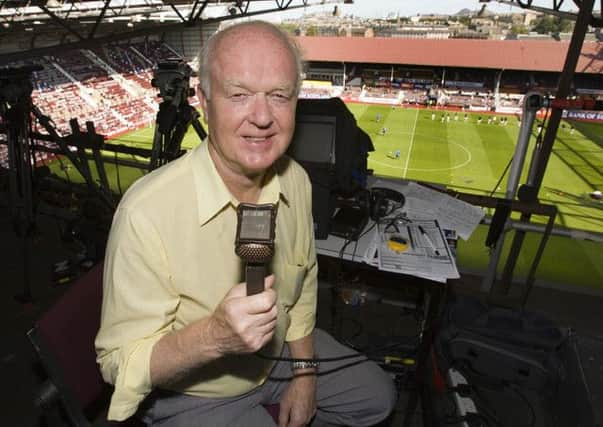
[369,187,405,221]
[436,296,566,392]
[329,206,369,241]
[234,203,277,295]
[287,114,337,166]
[286,98,374,240]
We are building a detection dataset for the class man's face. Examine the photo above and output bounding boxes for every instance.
[200,28,298,180]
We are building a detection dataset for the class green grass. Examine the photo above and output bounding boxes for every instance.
[349,104,602,234]
[350,104,602,291]
[45,104,602,291]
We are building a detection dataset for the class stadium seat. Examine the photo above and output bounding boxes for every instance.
[27,262,143,426]
[27,262,279,426]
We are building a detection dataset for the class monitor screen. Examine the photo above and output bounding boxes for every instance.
[287,114,336,165]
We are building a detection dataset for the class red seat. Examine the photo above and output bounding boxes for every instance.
[28,263,143,426]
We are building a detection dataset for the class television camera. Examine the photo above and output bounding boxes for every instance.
[0,65,41,105]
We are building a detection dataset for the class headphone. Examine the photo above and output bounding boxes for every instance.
[369,187,405,221]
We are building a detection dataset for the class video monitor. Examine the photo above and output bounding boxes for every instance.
[287,114,336,166]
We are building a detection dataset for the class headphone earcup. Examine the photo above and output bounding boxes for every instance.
[369,188,406,221]
[370,195,387,221]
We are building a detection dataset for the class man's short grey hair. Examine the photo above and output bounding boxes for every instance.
[198,20,304,99]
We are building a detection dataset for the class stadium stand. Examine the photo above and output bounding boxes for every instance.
[7,41,178,136]
[0,41,185,169]
[2,36,602,172]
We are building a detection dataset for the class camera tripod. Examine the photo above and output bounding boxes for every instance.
[0,66,48,302]
[150,60,207,170]
[0,66,115,302]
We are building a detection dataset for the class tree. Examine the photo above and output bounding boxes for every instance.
[510,24,529,35]
[278,23,298,35]
[532,15,573,34]
[305,26,318,36]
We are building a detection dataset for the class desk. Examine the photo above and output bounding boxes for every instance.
[316,230,448,427]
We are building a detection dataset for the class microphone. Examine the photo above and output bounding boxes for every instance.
[234,203,277,295]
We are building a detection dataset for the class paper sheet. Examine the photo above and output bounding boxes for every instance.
[402,181,485,240]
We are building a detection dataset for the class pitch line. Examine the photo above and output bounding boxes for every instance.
[402,108,419,178]
[370,141,473,172]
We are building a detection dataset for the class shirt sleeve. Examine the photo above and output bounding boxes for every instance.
[285,172,318,342]
[95,206,178,421]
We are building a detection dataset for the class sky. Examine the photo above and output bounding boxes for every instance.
[241,0,579,21]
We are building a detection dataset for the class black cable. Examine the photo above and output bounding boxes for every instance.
[338,237,353,259]
[489,155,513,197]
[335,316,364,347]
[380,212,409,230]
[465,392,503,427]
[358,220,376,238]
[508,385,536,427]
[535,101,552,145]
[335,211,408,260]
[256,336,419,365]
[351,238,359,261]
[114,150,123,195]
[337,220,376,261]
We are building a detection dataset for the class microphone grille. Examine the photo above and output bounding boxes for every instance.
[235,243,274,263]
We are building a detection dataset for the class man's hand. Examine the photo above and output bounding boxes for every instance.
[278,373,317,427]
[209,274,278,355]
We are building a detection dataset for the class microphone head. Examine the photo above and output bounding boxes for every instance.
[235,242,274,263]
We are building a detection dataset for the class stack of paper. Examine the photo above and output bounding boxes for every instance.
[361,180,485,282]
[363,218,459,283]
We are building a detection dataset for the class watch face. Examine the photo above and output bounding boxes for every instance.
[239,208,273,241]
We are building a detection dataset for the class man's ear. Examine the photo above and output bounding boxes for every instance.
[198,85,208,121]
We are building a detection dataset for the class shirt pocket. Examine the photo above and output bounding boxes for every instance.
[275,262,307,312]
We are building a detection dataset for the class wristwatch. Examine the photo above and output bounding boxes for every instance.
[291,360,319,371]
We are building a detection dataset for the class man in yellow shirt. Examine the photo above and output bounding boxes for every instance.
[96,21,395,426]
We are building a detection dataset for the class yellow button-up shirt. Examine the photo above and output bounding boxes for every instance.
[95,141,317,420]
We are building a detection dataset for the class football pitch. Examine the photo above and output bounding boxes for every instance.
[50,104,603,291]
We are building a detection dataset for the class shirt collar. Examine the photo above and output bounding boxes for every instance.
[192,141,290,226]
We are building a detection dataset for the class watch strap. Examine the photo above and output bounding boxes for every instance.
[291,360,319,371]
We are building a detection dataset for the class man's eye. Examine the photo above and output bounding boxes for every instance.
[269,93,291,103]
[230,93,249,101]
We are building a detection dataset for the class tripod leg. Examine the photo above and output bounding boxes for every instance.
[190,109,207,141]
[150,126,165,170]
[4,104,36,303]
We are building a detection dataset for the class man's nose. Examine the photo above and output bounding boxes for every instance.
[248,93,273,128]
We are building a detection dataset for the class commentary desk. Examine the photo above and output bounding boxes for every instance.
[315,224,450,427]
